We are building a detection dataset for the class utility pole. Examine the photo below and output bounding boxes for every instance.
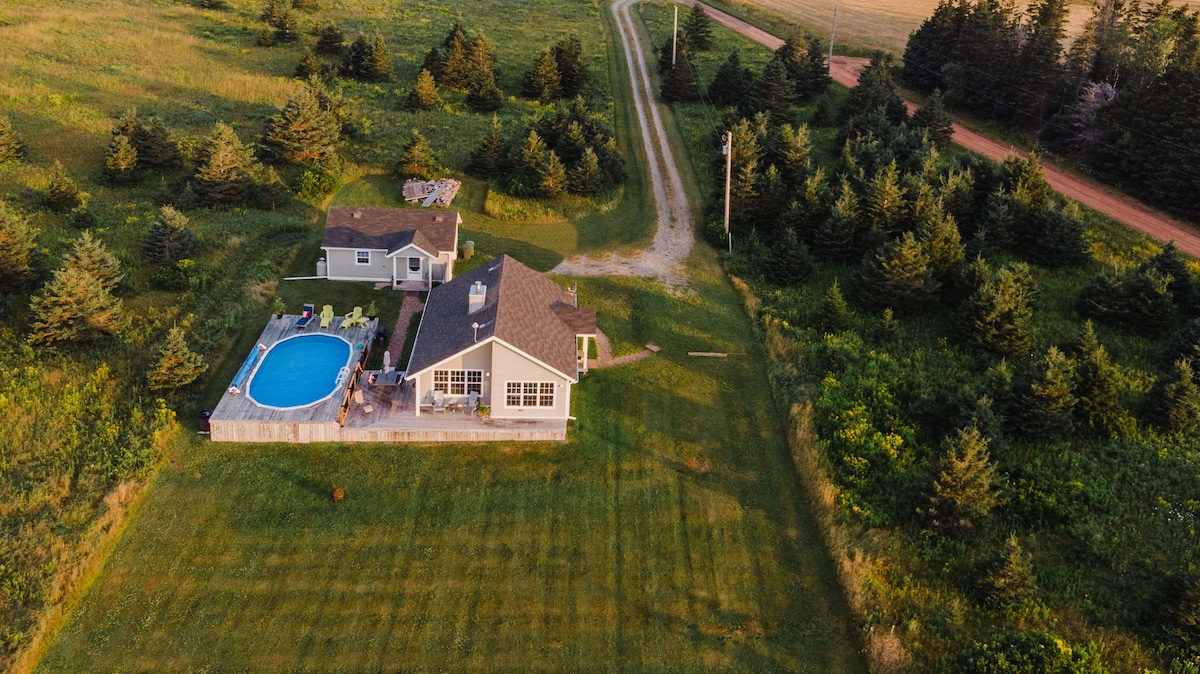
[828,3,838,73]
[672,5,678,66]
[722,131,732,253]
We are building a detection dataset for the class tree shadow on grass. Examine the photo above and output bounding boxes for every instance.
[460,229,564,272]
[268,465,330,500]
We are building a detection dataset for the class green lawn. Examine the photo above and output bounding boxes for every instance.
[39,262,865,672]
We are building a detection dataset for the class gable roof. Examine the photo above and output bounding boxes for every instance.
[321,207,459,254]
[407,255,593,381]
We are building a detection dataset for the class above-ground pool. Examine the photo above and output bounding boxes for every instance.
[246,334,353,409]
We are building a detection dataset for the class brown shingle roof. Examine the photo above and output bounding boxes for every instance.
[321,207,459,254]
[406,255,590,380]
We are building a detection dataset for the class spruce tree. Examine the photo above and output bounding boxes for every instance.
[814,179,862,262]
[149,326,208,390]
[420,47,442,81]
[839,53,907,125]
[342,34,391,82]
[555,121,588,166]
[1142,241,1194,306]
[522,49,562,101]
[66,231,123,293]
[661,39,700,102]
[142,206,198,266]
[1121,266,1176,335]
[467,115,509,179]
[516,129,548,193]
[538,150,568,198]
[926,425,1001,535]
[978,534,1037,610]
[818,279,850,332]
[437,23,471,89]
[0,115,27,162]
[465,34,499,89]
[1172,318,1200,365]
[273,10,299,42]
[774,37,829,101]
[466,68,504,113]
[315,23,345,56]
[911,89,955,148]
[193,123,261,206]
[137,117,180,170]
[295,47,325,79]
[857,231,937,312]
[1146,358,1200,435]
[102,133,139,186]
[776,123,812,186]
[262,84,338,164]
[917,208,964,278]
[769,228,814,286]
[257,165,291,211]
[569,146,603,196]
[749,57,795,119]
[551,35,589,98]
[257,25,276,48]
[407,69,441,111]
[260,0,282,24]
[1027,206,1089,269]
[707,51,752,108]
[29,264,124,345]
[862,161,906,238]
[394,129,437,179]
[292,0,317,10]
[1073,321,1122,434]
[960,263,1036,358]
[1018,346,1077,442]
[43,161,82,213]
[683,3,715,50]
[0,200,37,293]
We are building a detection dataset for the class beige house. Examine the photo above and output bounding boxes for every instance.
[320,207,460,290]
[405,255,597,420]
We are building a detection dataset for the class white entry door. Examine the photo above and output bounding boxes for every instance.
[407,257,422,281]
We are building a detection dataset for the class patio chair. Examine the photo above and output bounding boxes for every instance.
[340,306,364,329]
[353,388,374,415]
[319,305,334,329]
[432,390,446,413]
[466,390,479,414]
[295,303,315,328]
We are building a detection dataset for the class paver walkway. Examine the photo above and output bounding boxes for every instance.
[385,291,424,371]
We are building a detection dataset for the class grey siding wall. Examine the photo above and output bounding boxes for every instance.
[413,342,494,408]
[489,342,572,420]
[325,248,391,281]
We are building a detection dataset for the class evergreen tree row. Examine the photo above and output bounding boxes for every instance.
[466,98,625,198]
[903,0,1200,217]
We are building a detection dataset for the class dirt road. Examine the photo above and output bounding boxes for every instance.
[680,0,1200,259]
[551,0,695,286]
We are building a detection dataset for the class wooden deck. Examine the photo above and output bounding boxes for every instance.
[209,314,566,443]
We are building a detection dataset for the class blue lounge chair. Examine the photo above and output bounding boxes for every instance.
[295,303,315,328]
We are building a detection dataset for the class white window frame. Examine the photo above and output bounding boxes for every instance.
[408,257,422,273]
[355,250,371,265]
[504,381,555,408]
[434,369,482,396]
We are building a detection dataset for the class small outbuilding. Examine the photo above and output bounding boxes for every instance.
[321,207,460,290]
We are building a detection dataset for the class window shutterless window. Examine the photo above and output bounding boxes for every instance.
[356,250,371,265]
[409,257,421,272]
[505,381,554,408]
[434,369,482,395]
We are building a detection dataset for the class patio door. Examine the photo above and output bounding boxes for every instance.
[407,257,422,281]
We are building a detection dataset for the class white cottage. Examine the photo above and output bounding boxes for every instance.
[405,255,597,420]
[320,207,460,290]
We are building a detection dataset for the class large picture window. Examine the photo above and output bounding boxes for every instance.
[434,369,482,395]
[355,250,371,265]
[505,381,555,408]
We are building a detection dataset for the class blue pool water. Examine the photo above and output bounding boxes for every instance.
[247,334,353,409]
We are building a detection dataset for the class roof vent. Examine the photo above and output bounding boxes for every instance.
[352,211,363,219]
[468,280,487,315]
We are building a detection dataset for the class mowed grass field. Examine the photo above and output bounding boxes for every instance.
[38,260,866,672]
[702,0,1109,55]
